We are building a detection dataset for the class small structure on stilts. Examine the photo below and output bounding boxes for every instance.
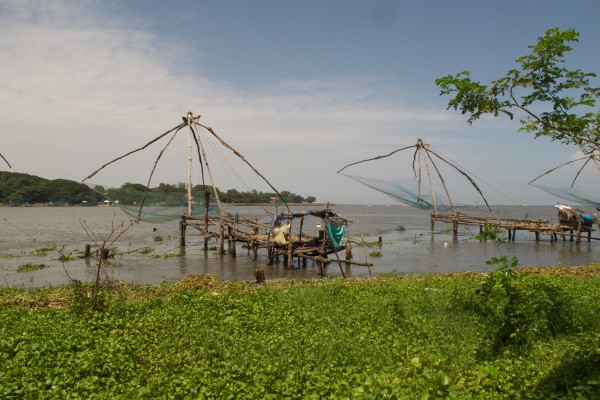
[84,112,371,277]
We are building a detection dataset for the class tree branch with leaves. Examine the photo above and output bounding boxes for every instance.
[435,28,600,155]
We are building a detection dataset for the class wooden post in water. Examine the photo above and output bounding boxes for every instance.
[287,217,293,268]
[297,217,304,267]
[203,190,210,252]
[254,267,265,284]
[227,222,236,257]
[179,218,186,247]
[345,225,352,266]
[252,224,259,260]
[84,244,91,258]
[219,224,225,255]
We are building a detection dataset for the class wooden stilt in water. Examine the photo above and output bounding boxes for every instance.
[267,243,275,265]
[179,219,186,247]
[219,224,225,255]
[345,225,353,266]
[203,191,210,252]
[287,217,293,268]
[227,223,236,256]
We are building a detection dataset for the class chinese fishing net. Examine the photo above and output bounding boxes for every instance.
[91,185,219,223]
[531,185,600,208]
[529,154,600,208]
[341,173,451,210]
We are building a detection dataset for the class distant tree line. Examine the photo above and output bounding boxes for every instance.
[98,182,317,205]
[0,172,316,205]
[0,171,103,205]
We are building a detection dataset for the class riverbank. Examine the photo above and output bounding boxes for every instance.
[2,263,599,309]
[2,265,599,398]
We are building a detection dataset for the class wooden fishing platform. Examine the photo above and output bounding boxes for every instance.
[431,207,600,243]
[179,198,372,277]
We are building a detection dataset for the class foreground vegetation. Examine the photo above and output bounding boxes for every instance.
[1,265,600,399]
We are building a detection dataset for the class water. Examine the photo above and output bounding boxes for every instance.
[0,204,597,288]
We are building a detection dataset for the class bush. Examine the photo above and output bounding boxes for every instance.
[473,256,579,356]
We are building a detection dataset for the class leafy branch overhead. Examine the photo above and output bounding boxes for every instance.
[435,28,600,154]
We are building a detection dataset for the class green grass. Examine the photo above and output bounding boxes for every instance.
[16,263,47,272]
[33,244,57,257]
[150,252,182,259]
[58,252,77,262]
[1,266,599,399]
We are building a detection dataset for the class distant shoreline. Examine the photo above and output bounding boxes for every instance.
[0,202,331,208]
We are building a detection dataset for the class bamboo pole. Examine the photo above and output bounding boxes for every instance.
[287,216,293,268]
[203,191,209,252]
[187,125,193,216]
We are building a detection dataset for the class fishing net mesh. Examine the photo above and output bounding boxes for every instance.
[341,173,451,210]
[92,186,218,223]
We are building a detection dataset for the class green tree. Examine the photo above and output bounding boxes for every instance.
[121,182,150,192]
[435,28,600,155]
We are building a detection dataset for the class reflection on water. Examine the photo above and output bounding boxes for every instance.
[0,204,597,287]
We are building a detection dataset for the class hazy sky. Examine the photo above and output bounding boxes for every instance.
[1,0,599,205]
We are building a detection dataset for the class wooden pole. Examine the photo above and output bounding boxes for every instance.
[179,218,186,247]
[228,222,236,256]
[254,268,265,284]
[298,217,304,267]
[345,224,353,265]
[203,190,210,252]
[287,217,293,268]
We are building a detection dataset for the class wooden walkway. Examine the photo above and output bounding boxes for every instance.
[430,212,599,243]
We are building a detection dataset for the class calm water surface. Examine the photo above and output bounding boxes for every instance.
[0,204,597,288]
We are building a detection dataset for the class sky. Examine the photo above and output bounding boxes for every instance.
[1,0,599,206]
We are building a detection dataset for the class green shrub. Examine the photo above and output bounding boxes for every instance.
[473,256,578,356]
